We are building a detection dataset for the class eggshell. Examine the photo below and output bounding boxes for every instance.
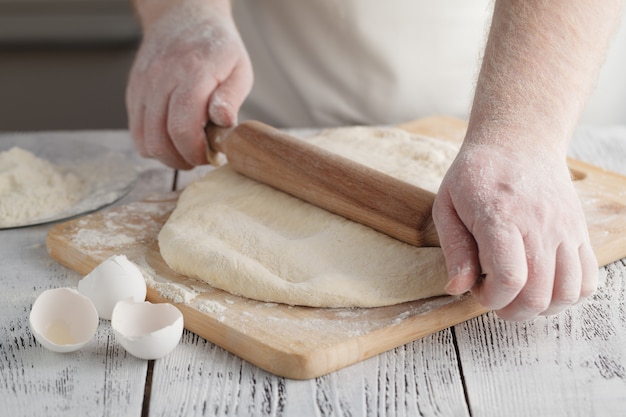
[29,288,99,353]
[111,300,183,360]
[78,254,147,320]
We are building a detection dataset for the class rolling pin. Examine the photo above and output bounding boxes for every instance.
[205,120,440,247]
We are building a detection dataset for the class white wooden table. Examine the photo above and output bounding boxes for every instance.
[1,126,625,417]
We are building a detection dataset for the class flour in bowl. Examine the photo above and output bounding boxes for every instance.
[0,147,87,227]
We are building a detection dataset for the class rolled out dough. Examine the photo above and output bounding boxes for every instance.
[158,126,460,307]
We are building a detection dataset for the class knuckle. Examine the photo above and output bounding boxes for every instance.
[496,268,526,293]
[143,141,169,160]
[167,121,189,141]
[556,290,580,306]
[443,236,475,260]
[519,294,551,314]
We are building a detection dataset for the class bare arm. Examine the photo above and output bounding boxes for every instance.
[469,0,622,151]
[434,0,623,320]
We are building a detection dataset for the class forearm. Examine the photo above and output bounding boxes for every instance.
[467,0,623,154]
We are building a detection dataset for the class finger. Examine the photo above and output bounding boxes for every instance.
[494,235,554,321]
[472,224,527,311]
[167,77,218,167]
[579,242,599,298]
[144,89,193,169]
[541,242,581,316]
[432,193,481,295]
[208,59,254,127]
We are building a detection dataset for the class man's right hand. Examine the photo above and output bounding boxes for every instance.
[126,0,253,169]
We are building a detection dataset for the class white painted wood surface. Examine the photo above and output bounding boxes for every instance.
[1,127,626,416]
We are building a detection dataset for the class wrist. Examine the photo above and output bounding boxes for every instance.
[461,128,569,163]
[463,105,571,158]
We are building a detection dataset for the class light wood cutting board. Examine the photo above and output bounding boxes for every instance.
[46,116,626,379]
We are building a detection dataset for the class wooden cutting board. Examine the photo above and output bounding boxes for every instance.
[46,117,626,379]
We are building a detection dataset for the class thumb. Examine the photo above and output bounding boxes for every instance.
[432,193,481,295]
[209,60,253,127]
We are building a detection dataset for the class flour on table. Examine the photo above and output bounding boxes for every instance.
[158,126,460,308]
[0,147,87,227]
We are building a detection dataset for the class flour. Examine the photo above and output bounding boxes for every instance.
[198,300,227,315]
[72,226,137,250]
[0,147,87,227]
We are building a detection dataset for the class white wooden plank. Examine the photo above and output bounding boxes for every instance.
[0,228,148,416]
[0,131,175,416]
[147,328,469,417]
[454,261,626,417]
[306,329,470,417]
[5,125,626,416]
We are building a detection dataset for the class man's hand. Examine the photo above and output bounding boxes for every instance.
[126,0,253,169]
[433,142,598,320]
[434,0,622,320]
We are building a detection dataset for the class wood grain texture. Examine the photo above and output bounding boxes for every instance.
[455,260,626,416]
[0,230,145,417]
[45,197,488,379]
[168,119,626,414]
[45,118,491,379]
[3,124,626,416]
[44,118,626,380]
[0,132,174,417]
[567,158,626,266]
[147,328,470,417]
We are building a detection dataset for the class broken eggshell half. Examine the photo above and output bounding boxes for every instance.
[77,254,147,320]
[111,299,184,360]
[29,287,99,353]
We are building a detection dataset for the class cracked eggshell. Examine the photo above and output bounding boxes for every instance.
[111,300,184,360]
[78,254,147,320]
[30,288,99,353]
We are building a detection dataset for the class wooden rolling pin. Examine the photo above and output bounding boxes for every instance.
[205,120,440,247]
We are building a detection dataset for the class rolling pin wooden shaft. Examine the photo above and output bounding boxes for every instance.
[206,120,440,247]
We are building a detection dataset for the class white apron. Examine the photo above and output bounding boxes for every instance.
[233,1,626,127]
[232,0,492,128]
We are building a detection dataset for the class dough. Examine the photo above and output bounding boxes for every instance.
[159,126,460,307]
[0,147,86,227]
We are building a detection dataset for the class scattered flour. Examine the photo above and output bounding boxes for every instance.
[198,300,227,315]
[158,282,197,304]
[0,147,87,227]
[72,227,138,250]
[392,311,411,325]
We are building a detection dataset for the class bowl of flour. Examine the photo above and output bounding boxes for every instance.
[0,135,137,229]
